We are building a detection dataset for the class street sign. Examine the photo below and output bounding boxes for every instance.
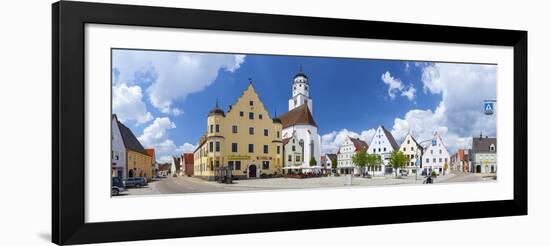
[484,102,494,115]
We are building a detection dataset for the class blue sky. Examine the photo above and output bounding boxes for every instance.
[112,49,497,163]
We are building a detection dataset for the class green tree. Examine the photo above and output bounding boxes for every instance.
[309,157,317,167]
[388,150,410,177]
[365,153,382,177]
[330,156,338,174]
[352,150,368,176]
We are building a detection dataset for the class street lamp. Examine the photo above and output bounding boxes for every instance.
[415,139,434,181]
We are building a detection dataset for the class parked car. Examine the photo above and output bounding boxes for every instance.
[123,177,148,188]
[111,177,126,196]
[400,169,409,176]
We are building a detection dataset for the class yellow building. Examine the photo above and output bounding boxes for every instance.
[127,150,153,181]
[194,83,283,180]
[116,118,154,181]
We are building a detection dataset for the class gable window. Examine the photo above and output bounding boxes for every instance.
[239,111,244,117]
[259,114,263,119]
[407,140,410,144]
[232,125,238,133]
[292,145,296,151]
[383,147,386,152]
[249,112,254,119]
[264,129,269,136]
[249,127,254,135]
[249,100,253,106]
[439,149,442,154]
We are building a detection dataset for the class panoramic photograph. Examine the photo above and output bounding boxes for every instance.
[110,49,497,196]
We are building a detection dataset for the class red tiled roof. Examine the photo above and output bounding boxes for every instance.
[276,104,317,128]
[145,148,155,157]
[349,137,368,152]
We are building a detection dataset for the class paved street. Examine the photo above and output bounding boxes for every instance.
[121,172,495,196]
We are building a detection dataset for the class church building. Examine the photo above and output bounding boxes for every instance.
[278,68,322,173]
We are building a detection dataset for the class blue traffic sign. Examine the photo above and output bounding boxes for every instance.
[484,102,494,115]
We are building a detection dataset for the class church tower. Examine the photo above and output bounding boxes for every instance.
[288,67,313,113]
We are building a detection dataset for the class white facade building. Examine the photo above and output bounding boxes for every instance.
[111,115,127,179]
[367,125,399,175]
[399,133,423,174]
[422,132,451,175]
[337,136,368,174]
[278,69,321,172]
[471,134,497,173]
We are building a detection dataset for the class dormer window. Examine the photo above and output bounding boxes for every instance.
[490,144,495,152]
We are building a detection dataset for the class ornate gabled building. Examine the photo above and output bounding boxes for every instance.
[282,132,303,174]
[193,82,283,180]
[279,68,322,173]
[399,133,424,174]
[337,136,369,175]
[367,125,400,175]
[422,132,451,175]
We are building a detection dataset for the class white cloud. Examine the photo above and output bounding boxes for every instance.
[380,71,416,101]
[324,63,496,154]
[113,50,245,115]
[390,63,497,152]
[401,86,417,101]
[138,117,198,162]
[112,83,153,124]
[158,155,173,164]
[176,142,197,153]
[138,117,176,146]
[321,128,376,154]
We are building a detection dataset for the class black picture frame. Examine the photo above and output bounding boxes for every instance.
[52,1,527,245]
